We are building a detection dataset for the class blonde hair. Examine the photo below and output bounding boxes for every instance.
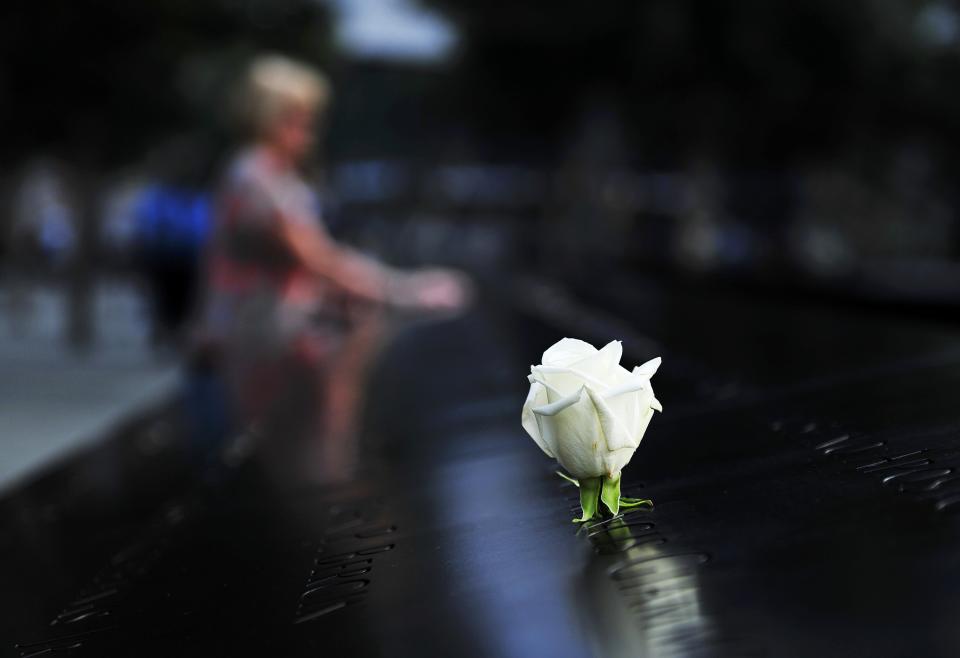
[240,54,331,137]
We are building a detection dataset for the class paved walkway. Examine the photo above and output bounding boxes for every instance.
[0,281,178,492]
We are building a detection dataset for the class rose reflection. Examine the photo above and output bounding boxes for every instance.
[576,514,716,658]
[432,446,594,658]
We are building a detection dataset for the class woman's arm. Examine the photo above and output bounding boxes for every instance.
[278,215,391,303]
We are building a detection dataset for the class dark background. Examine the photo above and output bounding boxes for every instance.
[4,4,960,655]
[3,0,960,304]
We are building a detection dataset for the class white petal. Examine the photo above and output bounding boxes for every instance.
[541,338,597,367]
[530,376,568,405]
[530,385,583,417]
[531,364,608,396]
[599,340,623,366]
[600,391,642,445]
[521,382,555,458]
[632,405,657,446]
[571,340,622,379]
[611,363,635,386]
[603,446,638,477]
[606,373,649,398]
[533,387,605,479]
[584,386,637,452]
[633,357,662,378]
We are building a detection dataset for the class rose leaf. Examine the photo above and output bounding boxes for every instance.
[556,471,580,487]
[573,477,602,523]
[601,473,622,516]
[620,497,654,509]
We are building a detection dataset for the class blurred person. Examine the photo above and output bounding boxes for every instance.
[198,54,466,482]
[134,138,216,348]
[4,161,77,337]
[15,162,77,270]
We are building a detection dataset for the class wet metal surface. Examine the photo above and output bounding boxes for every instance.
[3,284,960,656]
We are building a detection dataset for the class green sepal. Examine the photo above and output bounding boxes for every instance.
[620,497,654,509]
[556,471,580,487]
[573,477,602,522]
[600,473,622,516]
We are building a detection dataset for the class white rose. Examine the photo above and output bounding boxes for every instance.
[521,338,662,480]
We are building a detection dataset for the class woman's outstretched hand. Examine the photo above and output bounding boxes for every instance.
[389,268,472,313]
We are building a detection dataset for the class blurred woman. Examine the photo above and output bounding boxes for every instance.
[199,55,464,481]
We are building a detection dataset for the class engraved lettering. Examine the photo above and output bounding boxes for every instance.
[824,440,885,456]
[882,467,952,486]
[856,449,928,472]
[815,435,850,451]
